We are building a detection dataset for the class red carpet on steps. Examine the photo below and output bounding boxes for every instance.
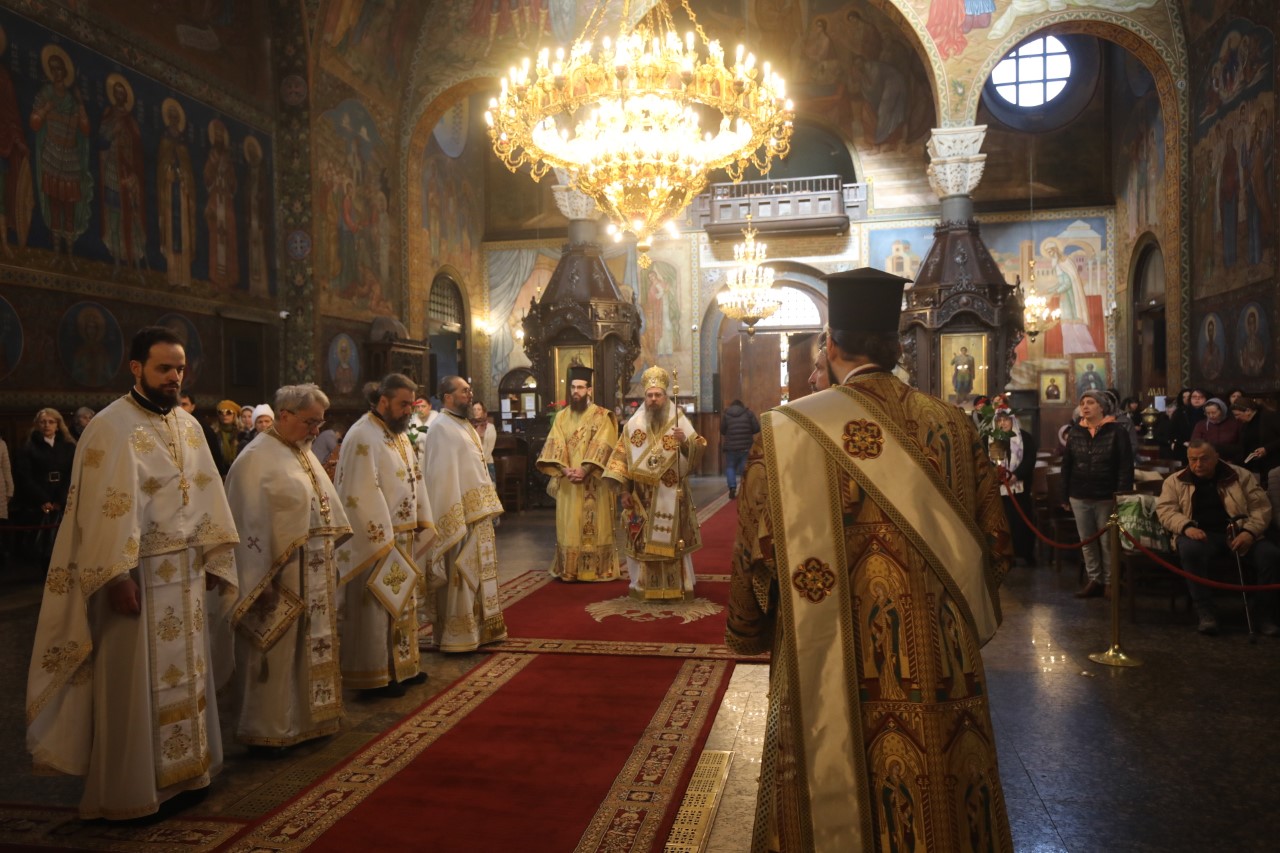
[234,653,733,853]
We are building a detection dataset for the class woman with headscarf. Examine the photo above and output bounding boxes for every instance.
[1232,397,1280,488]
[1061,390,1134,598]
[1191,396,1243,463]
[988,408,1037,566]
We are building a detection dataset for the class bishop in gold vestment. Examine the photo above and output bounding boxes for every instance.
[226,384,351,748]
[604,365,705,601]
[536,366,620,582]
[27,329,238,820]
[726,270,1014,853]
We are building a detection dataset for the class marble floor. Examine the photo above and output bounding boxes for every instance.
[3,478,1280,851]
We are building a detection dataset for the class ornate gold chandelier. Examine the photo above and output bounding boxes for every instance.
[484,0,794,266]
[717,216,780,336]
[1022,291,1060,342]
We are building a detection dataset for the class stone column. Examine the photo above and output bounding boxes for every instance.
[926,125,987,224]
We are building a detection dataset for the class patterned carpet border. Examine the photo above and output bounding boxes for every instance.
[0,805,244,851]
[484,637,767,661]
[696,494,730,524]
[222,654,534,852]
[574,659,732,853]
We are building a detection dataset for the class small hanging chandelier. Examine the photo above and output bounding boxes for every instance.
[717,215,780,336]
[484,0,794,268]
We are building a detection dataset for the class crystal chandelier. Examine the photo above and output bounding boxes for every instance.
[1023,290,1060,342]
[717,216,780,336]
[484,0,794,267]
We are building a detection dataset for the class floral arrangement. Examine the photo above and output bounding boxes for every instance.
[974,394,1015,443]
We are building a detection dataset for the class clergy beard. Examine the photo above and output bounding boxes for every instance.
[383,410,411,433]
[570,394,590,413]
[646,400,672,433]
[140,376,181,410]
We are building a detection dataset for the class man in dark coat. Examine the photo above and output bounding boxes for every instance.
[720,399,759,500]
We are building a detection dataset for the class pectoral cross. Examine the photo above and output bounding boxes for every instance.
[178,474,190,505]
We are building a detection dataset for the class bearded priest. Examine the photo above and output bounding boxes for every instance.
[423,375,507,652]
[26,326,239,820]
[536,365,621,583]
[334,373,434,697]
[604,365,705,601]
[225,383,351,751]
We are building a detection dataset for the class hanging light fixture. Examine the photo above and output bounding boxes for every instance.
[484,0,794,267]
[1022,291,1059,342]
[717,215,780,336]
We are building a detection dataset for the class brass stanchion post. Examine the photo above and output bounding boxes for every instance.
[1089,511,1142,667]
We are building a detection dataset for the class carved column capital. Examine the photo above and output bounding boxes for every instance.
[926,125,988,199]
[552,168,602,220]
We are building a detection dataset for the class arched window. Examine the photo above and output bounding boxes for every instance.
[755,285,823,328]
[428,275,464,329]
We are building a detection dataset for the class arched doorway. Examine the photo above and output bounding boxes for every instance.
[427,273,466,395]
[1132,242,1166,398]
[717,284,826,416]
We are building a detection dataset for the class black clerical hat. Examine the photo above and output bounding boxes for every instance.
[567,365,594,384]
[823,267,911,334]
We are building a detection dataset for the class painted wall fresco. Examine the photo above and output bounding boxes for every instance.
[1192,285,1275,390]
[420,96,485,288]
[1190,17,1274,297]
[1112,51,1166,251]
[51,0,273,107]
[313,87,398,319]
[318,0,423,108]
[0,9,276,298]
[866,210,1115,389]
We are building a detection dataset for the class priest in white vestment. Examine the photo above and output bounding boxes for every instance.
[225,384,351,750]
[423,375,507,651]
[26,327,239,820]
[604,365,705,601]
[335,373,434,697]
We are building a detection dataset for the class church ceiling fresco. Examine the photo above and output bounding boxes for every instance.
[42,0,273,109]
[317,0,424,109]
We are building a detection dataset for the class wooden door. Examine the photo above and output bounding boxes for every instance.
[787,331,818,401]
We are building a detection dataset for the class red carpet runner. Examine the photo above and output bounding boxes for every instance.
[487,501,767,660]
[226,653,733,852]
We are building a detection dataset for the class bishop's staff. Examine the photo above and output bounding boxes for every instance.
[673,370,684,553]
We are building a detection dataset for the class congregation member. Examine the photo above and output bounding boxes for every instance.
[991,407,1038,566]
[719,398,759,500]
[179,393,227,477]
[225,383,351,752]
[1191,396,1243,463]
[1156,439,1280,636]
[238,405,256,446]
[408,397,437,456]
[0,434,13,563]
[536,366,620,583]
[71,406,94,439]
[1061,389,1134,598]
[1168,388,1206,463]
[423,376,508,652]
[213,399,245,469]
[26,326,237,820]
[334,373,433,697]
[13,408,76,561]
[725,268,1014,852]
[1233,397,1280,487]
[251,404,275,434]
[605,365,705,601]
[471,401,497,482]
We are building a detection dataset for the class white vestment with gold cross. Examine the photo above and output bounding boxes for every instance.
[26,395,239,820]
[334,412,434,689]
[423,410,506,652]
[226,431,352,746]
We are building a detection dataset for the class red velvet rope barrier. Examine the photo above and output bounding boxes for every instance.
[996,470,1106,549]
[994,468,1280,592]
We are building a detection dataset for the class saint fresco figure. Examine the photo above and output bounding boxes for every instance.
[0,24,33,258]
[98,73,148,280]
[951,345,975,399]
[243,136,269,297]
[204,119,239,288]
[29,44,92,269]
[157,98,196,288]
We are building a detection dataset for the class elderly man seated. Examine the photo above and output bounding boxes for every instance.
[1155,439,1280,636]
